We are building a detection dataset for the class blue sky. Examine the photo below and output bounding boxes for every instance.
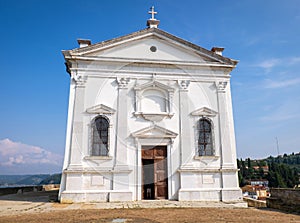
[0,0,299,174]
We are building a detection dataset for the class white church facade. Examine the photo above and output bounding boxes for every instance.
[59,8,243,203]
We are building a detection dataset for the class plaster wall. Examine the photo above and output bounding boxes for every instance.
[60,31,242,203]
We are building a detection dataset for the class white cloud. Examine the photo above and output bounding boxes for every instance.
[257,58,281,70]
[253,56,300,73]
[264,77,300,89]
[289,57,300,65]
[0,138,63,170]
[260,99,300,122]
[261,113,298,122]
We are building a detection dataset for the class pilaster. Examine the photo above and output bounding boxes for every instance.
[178,80,193,167]
[113,77,131,194]
[216,81,236,169]
[114,77,130,169]
[69,72,87,167]
[59,72,87,200]
[216,80,241,200]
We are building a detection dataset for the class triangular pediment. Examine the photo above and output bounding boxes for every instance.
[86,104,116,114]
[191,107,218,117]
[63,28,237,66]
[132,125,178,139]
[86,37,214,63]
[134,80,174,92]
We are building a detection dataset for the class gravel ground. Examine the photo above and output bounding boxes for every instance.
[1,207,300,223]
[0,191,299,223]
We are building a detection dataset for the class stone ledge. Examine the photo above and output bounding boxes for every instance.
[84,156,113,160]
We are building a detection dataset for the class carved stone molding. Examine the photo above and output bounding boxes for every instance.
[134,112,174,122]
[71,72,87,86]
[191,107,218,117]
[86,104,116,115]
[132,124,178,139]
[178,80,190,90]
[216,81,227,92]
[134,80,175,121]
[116,77,130,88]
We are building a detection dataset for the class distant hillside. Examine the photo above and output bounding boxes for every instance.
[39,173,61,185]
[265,152,300,172]
[238,152,300,188]
[15,174,50,185]
[0,173,61,187]
[0,175,32,186]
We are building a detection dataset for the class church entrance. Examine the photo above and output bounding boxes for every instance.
[142,146,168,200]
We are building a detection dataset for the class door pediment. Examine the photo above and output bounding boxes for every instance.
[132,125,177,139]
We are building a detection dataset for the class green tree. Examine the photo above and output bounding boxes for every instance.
[247,158,252,168]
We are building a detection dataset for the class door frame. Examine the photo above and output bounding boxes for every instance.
[135,139,174,201]
[141,146,168,200]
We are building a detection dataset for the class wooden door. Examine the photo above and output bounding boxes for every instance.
[154,158,168,199]
[142,146,168,200]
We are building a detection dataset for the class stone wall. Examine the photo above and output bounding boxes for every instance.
[243,197,266,208]
[43,184,60,191]
[267,188,300,213]
[0,186,43,196]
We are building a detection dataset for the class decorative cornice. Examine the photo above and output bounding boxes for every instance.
[64,168,132,174]
[220,168,239,173]
[65,56,236,69]
[177,168,238,173]
[69,68,232,79]
[177,168,221,173]
[63,28,238,66]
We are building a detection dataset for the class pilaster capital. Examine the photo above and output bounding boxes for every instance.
[216,81,227,93]
[117,77,130,88]
[178,80,190,91]
[71,72,87,86]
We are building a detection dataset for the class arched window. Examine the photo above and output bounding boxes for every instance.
[92,116,109,156]
[198,118,213,156]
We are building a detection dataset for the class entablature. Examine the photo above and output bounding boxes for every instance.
[64,55,236,69]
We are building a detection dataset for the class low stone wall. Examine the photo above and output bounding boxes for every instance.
[243,197,266,208]
[43,184,60,191]
[267,188,300,213]
[0,186,43,196]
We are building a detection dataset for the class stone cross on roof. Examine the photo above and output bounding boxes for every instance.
[148,6,157,20]
[147,6,160,28]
